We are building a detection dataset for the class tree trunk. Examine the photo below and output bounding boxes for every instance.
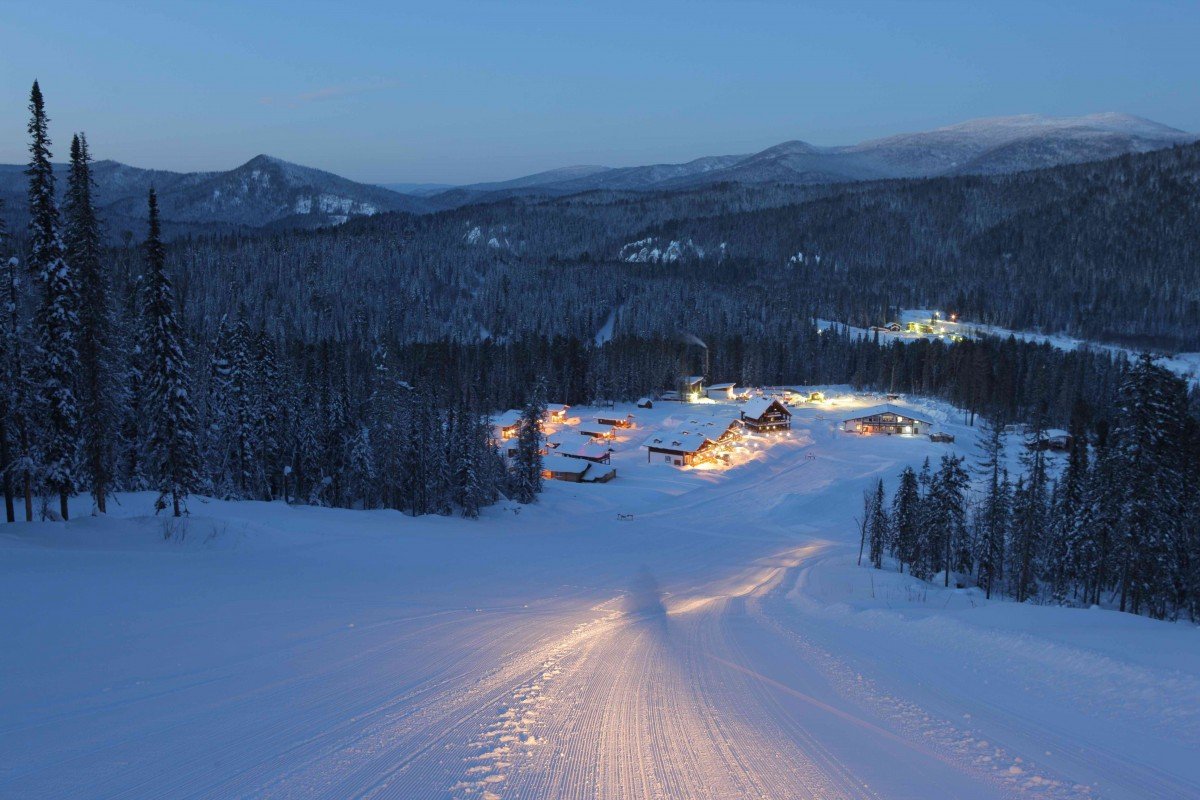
[23,473,33,521]
[59,491,69,521]
[173,492,181,518]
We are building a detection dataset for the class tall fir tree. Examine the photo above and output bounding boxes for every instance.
[0,211,19,522]
[511,378,546,503]
[867,478,889,569]
[890,466,921,574]
[141,189,200,517]
[65,132,120,514]
[974,417,1008,599]
[27,81,82,520]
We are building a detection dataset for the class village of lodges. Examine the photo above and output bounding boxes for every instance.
[488,378,802,483]
[488,376,967,484]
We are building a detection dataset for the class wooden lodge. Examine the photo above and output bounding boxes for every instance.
[545,403,570,423]
[678,375,705,400]
[542,454,617,483]
[841,404,934,436]
[642,430,718,467]
[595,412,635,429]
[1026,429,1073,452]
[492,409,523,441]
[550,437,614,464]
[578,425,616,440]
[739,397,792,433]
[706,382,738,400]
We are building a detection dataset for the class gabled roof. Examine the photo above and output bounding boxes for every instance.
[679,416,742,436]
[546,403,570,414]
[741,397,791,420]
[841,404,935,426]
[544,454,590,474]
[579,426,614,437]
[552,438,614,459]
[707,382,736,390]
[595,412,634,421]
[642,430,715,454]
[493,409,523,428]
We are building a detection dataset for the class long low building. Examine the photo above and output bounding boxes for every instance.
[542,453,617,483]
[841,404,935,436]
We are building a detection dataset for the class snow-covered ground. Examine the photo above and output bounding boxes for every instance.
[3,393,1197,799]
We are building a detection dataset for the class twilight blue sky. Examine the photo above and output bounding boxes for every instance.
[2,0,1197,184]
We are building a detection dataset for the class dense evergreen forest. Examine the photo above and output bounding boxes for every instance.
[2,83,1198,619]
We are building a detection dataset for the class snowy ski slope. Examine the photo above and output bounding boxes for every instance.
[2,393,1197,799]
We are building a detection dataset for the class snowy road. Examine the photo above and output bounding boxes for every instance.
[3,396,1198,798]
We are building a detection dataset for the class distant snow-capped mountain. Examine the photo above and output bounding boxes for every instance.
[426,113,1195,204]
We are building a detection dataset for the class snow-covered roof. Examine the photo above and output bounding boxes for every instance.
[683,376,705,385]
[544,454,590,474]
[553,438,613,459]
[741,397,790,420]
[708,382,736,391]
[546,403,570,414]
[680,417,742,435]
[492,409,523,429]
[841,404,935,425]
[642,430,715,454]
[579,426,614,437]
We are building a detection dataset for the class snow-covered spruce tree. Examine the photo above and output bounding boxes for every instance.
[0,212,26,522]
[867,478,889,569]
[252,329,283,499]
[973,417,1009,599]
[118,270,149,491]
[890,466,921,575]
[1046,398,1090,603]
[202,315,237,497]
[511,378,546,504]
[1110,354,1189,618]
[141,189,200,517]
[65,133,121,514]
[345,424,376,509]
[27,81,81,520]
[927,454,970,587]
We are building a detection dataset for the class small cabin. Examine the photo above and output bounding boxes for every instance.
[552,437,614,464]
[739,397,792,433]
[492,409,523,441]
[578,425,616,440]
[706,382,737,400]
[1027,429,1073,452]
[808,391,826,403]
[679,375,705,401]
[636,397,654,409]
[642,430,717,467]
[595,412,635,429]
[542,454,591,483]
[841,404,934,436]
[545,403,571,423]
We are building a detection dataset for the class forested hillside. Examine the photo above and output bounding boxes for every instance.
[131,141,1200,353]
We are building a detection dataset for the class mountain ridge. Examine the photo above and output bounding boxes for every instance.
[0,154,426,238]
[430,113,1195,203]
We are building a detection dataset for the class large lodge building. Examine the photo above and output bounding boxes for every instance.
[841,404,934,436]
